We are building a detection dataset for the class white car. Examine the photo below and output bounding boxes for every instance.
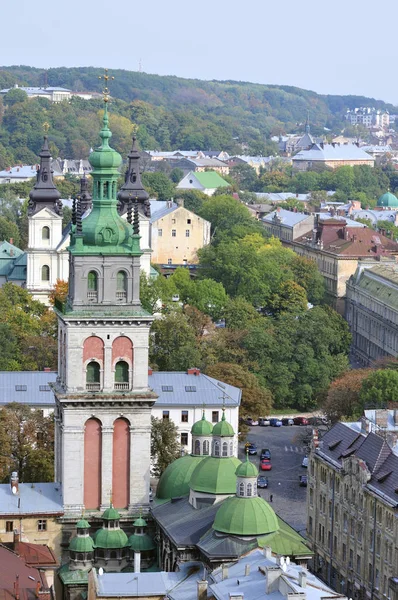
[302,456,308,468]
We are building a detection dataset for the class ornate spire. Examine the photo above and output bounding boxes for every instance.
[117,135,150,217]
[305,110,311,134]
[28,133,62,216]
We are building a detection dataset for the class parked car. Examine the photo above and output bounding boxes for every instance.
[149,487,153,501]
[245,442,257,455]
[269,418,283,427]
[260,458,272,471]
[299,475,307,487]
[293,417,309,426]
[260,448,271,460]
[259,418,270,427]
[308,416,328,426]
[302,456,308,468]
[245,417,259,426]
[281,418,294,426]
[257,476,269,488]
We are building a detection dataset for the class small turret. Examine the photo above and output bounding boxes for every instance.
[68,518,95,571]
[118,136,150,218]
[28,135,62,216]
[79,174,92,214]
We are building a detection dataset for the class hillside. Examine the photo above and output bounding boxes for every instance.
[0,65,396,167]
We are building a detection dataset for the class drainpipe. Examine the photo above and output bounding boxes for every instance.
[370,497,377,600]
[328,470,336,588]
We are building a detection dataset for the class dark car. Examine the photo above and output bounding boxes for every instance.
[299,475,308,487]
[281,418,294,426]
[293,416,309,426]
[269,418,282,427]
[260,458,272,471]
[257,476,269,488]
[260,448,271,460]
[245,442,257,455]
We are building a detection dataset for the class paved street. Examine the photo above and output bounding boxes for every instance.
[239,425,310,536]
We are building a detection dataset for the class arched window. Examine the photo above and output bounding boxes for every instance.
[214,441,220,457]
[115,360,129,390]
[41,265,50,281]
[222,441,228,457]
[42,226,50,240]
[87,271,98,300]
[230,441,233,456]
[247,483,253,497]
[86,361,100,390]
[239,482,245,497]
[116,271,127,301]
[110,550,117,559]
[104,181,109,199]
[203,440,209,455]
[194,439,201,455]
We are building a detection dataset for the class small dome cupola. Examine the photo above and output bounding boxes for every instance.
[212,409,235,458]
[68,517,95,571]
[128,515,155,553]
[191,410,213,456]
[235,453,258,498]
[377,190,398,208]
[94,504,129,549]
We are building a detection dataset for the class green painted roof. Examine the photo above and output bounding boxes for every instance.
[89,105,122,170]
[157,454,205,500]
[128,533,156,552]
[190,456,241,494]
[69,534,95,553]
[95,527,129,549]
[76,518,91,529]
[194,171,230,189]
[235,455,258,478]
[377,191,398,207]
[213,496,279,536]
[101,505,121,520]
[58,564,89,585]
[133,516,147,527]
[357,266,398,311]
[212,411,234,437]
[257,516,313,557]
[191,412,213,436]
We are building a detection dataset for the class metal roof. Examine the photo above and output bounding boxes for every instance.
[0,482,63,515]
[152,497,219,546]
[149,200,178,223]
[0,371,57,406]
[263,209,313,228]
[293,143,374,162]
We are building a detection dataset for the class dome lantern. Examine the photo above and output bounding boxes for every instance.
[191,410,213,456]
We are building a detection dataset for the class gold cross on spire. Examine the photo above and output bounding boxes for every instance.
[43,121,50,134]
[99,68,114,103]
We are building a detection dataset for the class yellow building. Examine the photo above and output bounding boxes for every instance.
[150,201,211,266]
[292,143,374,171]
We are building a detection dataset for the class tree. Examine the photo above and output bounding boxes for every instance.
[149,312,201,371]
[323,368,372,423]
[141,172,175,200]
[359,370,398,407]
[49,279,69,306]
[269,280,308,315]
[170,167,184,183]
[140,271,177,314]
[0,216,20,246]
[174,190,208,213]
[150,416,180,477]
[224,297,263,330]
[197,195,254,235]
[0,404,54,483]
[3,88,28,106]
[188,278,228,321]
[229,164,257,190]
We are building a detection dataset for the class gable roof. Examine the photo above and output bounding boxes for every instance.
[193,171,230,188]
[263,209,313,228]
[0,482,63,516]
[0,371,57,406]
[0,546,49,600]
[293,143,374,162]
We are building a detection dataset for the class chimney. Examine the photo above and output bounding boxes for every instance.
[10,472,19,494]
[134,551,141,573]
[265,566,282,594]
[197,580,208,600]
[43,367,51,372]
[176,198,184,208]
[148,367,153,376]
[187,368,200,376]
[14,575,20,600]
[298,571,307,588]
[263,546,272,559]
[245,564,250,577]
[9,238,13,245]
[375,409,389,429]
[35,582,41,598]
[13,530,20,544]
[222,564,229,580]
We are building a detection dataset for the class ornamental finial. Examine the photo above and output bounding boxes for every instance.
[99,68,114,103]
[43,121,50,134]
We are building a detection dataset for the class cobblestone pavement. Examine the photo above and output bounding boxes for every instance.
[239,424,310,536]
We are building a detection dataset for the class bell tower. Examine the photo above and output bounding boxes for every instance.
[52,88,157,517]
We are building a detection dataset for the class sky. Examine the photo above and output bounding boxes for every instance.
[2,0,398,104]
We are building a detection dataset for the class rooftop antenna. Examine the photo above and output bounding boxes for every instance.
[138,58,143,73]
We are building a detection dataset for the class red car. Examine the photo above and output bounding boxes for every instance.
[293,416,309,426]
[260,458,272,471]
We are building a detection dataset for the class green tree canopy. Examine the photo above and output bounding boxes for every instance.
[359,370,398,407]
[149,312,201,371]
[150,416,181,477]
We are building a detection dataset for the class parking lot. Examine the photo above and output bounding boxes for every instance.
[239,424,310,535]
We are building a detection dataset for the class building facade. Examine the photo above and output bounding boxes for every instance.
[262,208,314,242]
[307,422,398,600]
[292,143,375,171]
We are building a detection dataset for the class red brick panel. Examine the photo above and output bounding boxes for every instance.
[84,418,102,509]
[112,336,133,365]
[83,336,104,363]
[112,418,130,508]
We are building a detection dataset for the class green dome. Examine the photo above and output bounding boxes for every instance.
[212,411,234,437]
[133,517,147,527]
[213,496,279,536]
[101,506,121,521]
[69,534,95,553]
[76,518,91,529]
[190,456,241,494]
[95,527,128,549]
[191,412,213,436]
[128,533,156,552]
[377,191,398,207]
[89,106,122,170]
[236,456,258,478]
[157,454,205,500]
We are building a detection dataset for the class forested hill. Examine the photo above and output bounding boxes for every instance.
[0,65,397,166]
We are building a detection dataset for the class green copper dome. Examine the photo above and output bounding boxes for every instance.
[76,518,91,529]
[212,411,234,437]
[213,496,279,536]
[69,534,95,553]
[236,455,258,478]
[191,412,213,436]
[133,516,147,527]
[128,533,156,552]
[157,454,205,500]
[95,527,129,549]
[101,505,121,521]
[377,191,398,208]
[189,456,241,494]
[89,106,122,169]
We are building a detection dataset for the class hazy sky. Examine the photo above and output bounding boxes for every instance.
[3,0,398,104]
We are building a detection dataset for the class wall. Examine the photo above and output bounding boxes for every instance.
[0,516,63,562]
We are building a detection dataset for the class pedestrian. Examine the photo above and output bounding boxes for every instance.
[270,494,273,502]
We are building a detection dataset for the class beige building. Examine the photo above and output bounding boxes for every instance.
[150,201,211,265]
[262,208,314,242]
[292,143,374,171]
[307,422,398,600]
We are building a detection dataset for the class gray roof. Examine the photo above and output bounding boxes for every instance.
[263,209,313,228]
[150,372,241,407]
[318,213,367,228]
[293,143,374,162]
[0,371,57,406]
[197,527,256,560]
[351,209,397,225]
[150,200,178,223]
[0,482,63,516]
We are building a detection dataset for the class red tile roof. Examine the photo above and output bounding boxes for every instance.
[6,541,57,568]
[0,546,50,600]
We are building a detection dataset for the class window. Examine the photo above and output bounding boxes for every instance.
[180,433,188,446]
[86,362,100,388]
[87,271,98,299]
[41,265,50,281]
[42,226,50,240]
[37,520,47,532]
[39,385,51,392]
[212,411,219,423]
[172,219,176,224]
[308,516,312,535]
[203,440,209,455]
[158,229,163,237]
[162,385,173,392]
[168,259,172,265]
[5,521,13,533]
[186,230,190,237]
[349,549,353,568]
[247,483,252,497]
[181,410,188,422]
[194,440,200,455]
[187,219,191,224]
[116,271,127,292]
[214,441,220,456]
[185,386,196,392]
[239,482,245,497]
[162,411,169,420]
[115,361,129,386]
[172,229,176,237]
[222,441,228,457]
[342,544,346,562]
[15,385,27,392]
[356,555,361,574]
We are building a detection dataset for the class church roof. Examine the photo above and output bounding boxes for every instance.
[191,412,213,436]
[213,496,279,536]
[95,527,129,549]
[377,191,398,208]
[235,455,258,478]
[212,411,234,437]
[128,533,156,552]
[189,456,241,494]
[156,454,205,500]
[69,534,95,553]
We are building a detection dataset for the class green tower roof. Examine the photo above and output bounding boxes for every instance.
[377,191,398,208]
[101,505,121,521]
[235,455,258,478]
[156,454,205,500]
[76,518,91,529]
[89,106,122,170]
[189,456,241,494]
[69,534,95,553]
[191,411,213,436]
[213,496,279,536]
[212,410,234,437]
[128,533,156,552]
[95,527,128,549]
[133,516,147,527]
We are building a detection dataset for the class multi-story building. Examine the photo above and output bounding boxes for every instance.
[292,143,375,171]
[307,422,398,600]
[262,208,314,242]
[346,264,398,365]
[345,108,390,129]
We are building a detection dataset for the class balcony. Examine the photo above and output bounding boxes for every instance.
[116,291,127,302]
[114,382,130,391]
[86,383,101,391]
[87,291,98,302]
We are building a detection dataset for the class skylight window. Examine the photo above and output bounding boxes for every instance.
[39,385,51,392]
[15,385,27,392]
[162,386,173,392]
[185,386,196,392]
